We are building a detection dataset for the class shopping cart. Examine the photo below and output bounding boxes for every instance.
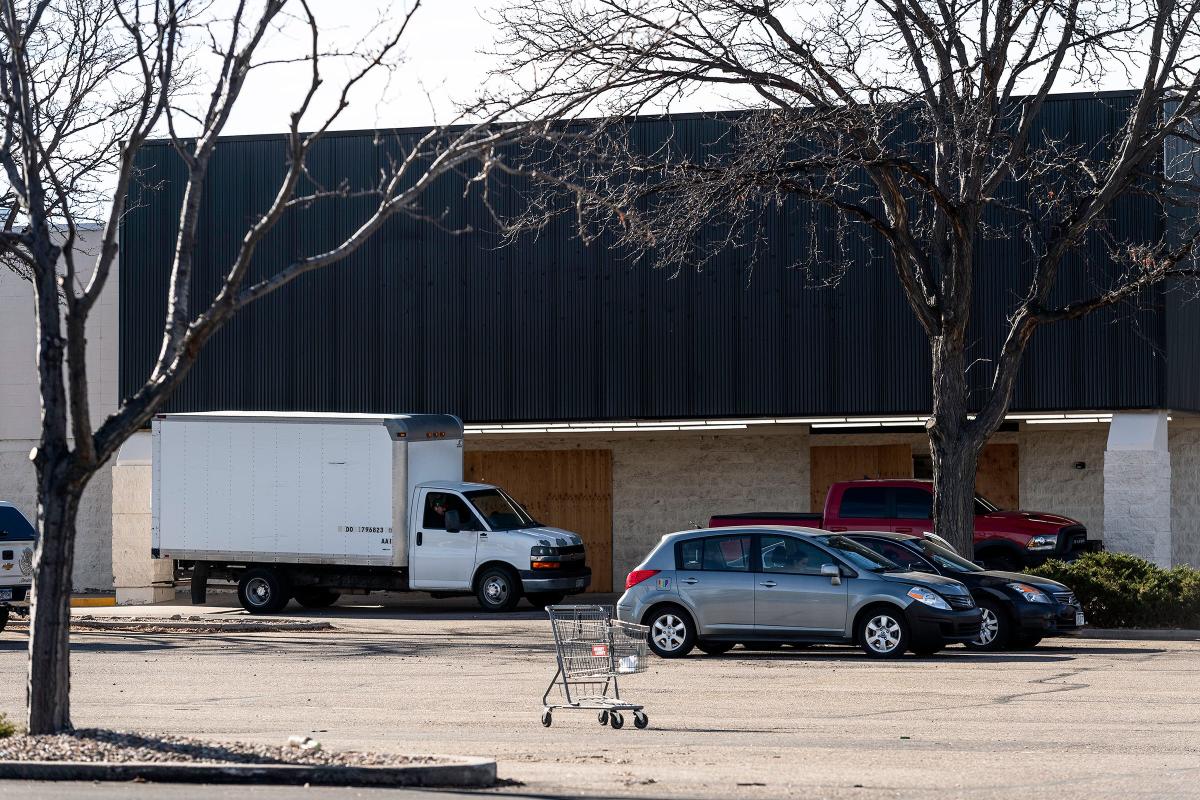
[541,605,650,729]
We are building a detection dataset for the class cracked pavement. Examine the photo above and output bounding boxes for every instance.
[0,595,1197,798]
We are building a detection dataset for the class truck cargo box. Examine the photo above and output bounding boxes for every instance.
[152,412,463,567]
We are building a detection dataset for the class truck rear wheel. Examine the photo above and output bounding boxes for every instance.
[294,588,341,609]
[237,568,291,614]
[476,566,521,612]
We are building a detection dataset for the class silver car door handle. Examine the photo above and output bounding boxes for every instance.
[759,581,777,588]
[681,578,699,585]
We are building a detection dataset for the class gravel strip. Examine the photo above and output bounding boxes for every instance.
[0,730,433,767]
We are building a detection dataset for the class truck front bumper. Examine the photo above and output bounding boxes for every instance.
[520,567,592,593]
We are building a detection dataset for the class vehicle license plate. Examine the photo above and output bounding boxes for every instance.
[0,589,12,601]
[1075,612,1085,626]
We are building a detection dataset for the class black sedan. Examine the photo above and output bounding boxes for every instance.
[844,532,1085,650]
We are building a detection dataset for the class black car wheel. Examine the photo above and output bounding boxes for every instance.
[695,639,734,656]
[857,606,910,658]
[965,600,1011,650]
[645,605,696,658]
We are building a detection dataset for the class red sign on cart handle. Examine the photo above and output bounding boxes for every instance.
[592,644,609,657]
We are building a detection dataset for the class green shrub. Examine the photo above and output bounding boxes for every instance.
[0,713,17,739]
[1030,551,1200,628]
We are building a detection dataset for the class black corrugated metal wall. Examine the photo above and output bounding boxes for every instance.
[119,93,1199,421]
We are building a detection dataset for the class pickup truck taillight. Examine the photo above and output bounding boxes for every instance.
[625,569,660,589]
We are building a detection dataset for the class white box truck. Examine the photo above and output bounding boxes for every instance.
[152,412,591,613]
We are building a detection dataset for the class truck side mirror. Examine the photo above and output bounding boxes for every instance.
[444,509,461,533]
[821,563,842,586]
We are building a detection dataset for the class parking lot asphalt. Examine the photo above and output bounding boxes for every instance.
[0,593,1198,799]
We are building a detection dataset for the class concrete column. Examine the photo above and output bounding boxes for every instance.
[1103,411,1172,566]
[112,431,174,604]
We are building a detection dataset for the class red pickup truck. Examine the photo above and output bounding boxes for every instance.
[710,479,1099,570]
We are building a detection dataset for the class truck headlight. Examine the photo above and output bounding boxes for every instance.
[1026,534,1058,551]
[907,586,951,611]
[1007,582,1051,603]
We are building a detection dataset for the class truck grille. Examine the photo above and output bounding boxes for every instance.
[946,594,975,610]
[1053,592,1078,606]
[1057,526,1088,554]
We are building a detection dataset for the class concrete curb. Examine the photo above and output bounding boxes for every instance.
[0,756,496,787]
[1080,628,1200,641]
[10,620,335,634]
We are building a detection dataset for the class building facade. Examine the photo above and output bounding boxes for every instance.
[12,93,1196,600]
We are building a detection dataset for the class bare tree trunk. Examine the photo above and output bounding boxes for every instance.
[927,333,981,556]
[26,475,81,734]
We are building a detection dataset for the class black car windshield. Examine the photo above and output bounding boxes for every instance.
[917,539,984,572]
[465,489,537,531]
[817,535,901,572]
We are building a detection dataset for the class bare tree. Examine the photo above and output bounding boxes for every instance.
[0,0,555,734]
[493,0,1200,556]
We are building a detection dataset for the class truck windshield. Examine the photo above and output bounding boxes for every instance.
[974,494,1000,513]
[817,534,901,572]
[465,489,537,531]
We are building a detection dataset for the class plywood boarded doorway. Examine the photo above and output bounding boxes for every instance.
[464,449,614,592]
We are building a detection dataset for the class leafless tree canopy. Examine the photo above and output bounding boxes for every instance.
[0,0,560,733]
[495,0,1200,552]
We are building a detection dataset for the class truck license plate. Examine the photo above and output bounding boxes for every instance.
[1076,612,1085,626]
[0,589,12,601]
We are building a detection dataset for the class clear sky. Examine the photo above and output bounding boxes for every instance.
[220,0,510,134]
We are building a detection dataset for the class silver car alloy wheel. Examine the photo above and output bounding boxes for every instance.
[975,607,999,646]
[246,577,272,607]
[652,614,686,652]
[864,614,902,653]
[484,575,510,604]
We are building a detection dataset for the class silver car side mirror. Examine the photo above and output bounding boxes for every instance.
[821,563,841,586]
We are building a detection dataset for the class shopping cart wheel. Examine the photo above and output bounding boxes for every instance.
[597,711,609,726]
[633,711,649,729]
[541,710,553,727]
[609,712,624,729]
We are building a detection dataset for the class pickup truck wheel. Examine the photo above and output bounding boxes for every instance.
[965,601,1011,651]
[237,568,290,614]
[645,605,695,658]
[526,592,566,610]
[857,607,910,658]
[0,606,8,633]
[476,566,521,612]
[294,588,340,609]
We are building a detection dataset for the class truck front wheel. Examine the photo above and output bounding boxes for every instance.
[476,566,521,612]
[237,568,291,614]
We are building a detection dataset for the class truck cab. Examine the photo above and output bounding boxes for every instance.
[0,502,36,632]
[409,481,590,611]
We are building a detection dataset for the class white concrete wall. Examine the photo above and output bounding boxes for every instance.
[1018,425,1107,541]
[0,228,118,591]
[468,429,812,584]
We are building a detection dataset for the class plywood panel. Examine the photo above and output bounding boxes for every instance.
[976,443,1019,510]
[464,449,614,592]
[809,445,914,510]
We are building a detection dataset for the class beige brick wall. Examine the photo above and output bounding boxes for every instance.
[0,228,118,592]
[1018,424,1107,540]
[468,429,811,584]
[1170,420,1200,568]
